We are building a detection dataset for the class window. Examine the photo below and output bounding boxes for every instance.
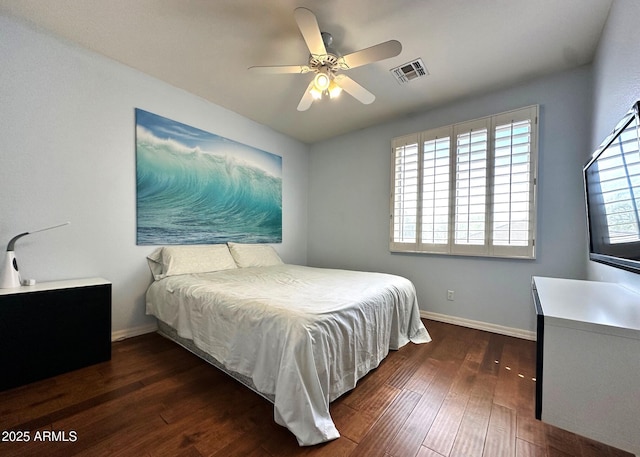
[390,105,538,258]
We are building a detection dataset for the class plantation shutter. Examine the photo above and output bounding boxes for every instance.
[491,106,537,258]
[390,105,538,258]
[420,126,453,253]
[391,134,420,251]
[453,118,490,256]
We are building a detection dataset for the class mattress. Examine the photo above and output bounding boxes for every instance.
[146,264,431,445]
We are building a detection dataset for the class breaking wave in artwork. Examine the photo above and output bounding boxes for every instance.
[136,127,282,245]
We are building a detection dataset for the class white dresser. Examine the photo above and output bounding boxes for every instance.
[532,276,640,456]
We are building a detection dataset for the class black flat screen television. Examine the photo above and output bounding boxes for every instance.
[584,101,640,274]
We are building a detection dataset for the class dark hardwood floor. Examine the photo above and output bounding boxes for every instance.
[0,320,633,457]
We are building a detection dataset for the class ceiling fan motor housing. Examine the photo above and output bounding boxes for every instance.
[309,53,342,73]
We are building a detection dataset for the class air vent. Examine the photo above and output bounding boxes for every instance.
[391,58,429,84]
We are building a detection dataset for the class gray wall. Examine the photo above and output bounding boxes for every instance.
[588,0,640,292]
[0,16,310,338]
[308,67,592,333]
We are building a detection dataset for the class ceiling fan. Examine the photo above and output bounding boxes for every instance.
[249,7,402,111]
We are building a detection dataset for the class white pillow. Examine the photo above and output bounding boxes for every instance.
[227,242,283,268]
[146,245,237,280]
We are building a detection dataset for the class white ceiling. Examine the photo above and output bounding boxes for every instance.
[1,0,612,144]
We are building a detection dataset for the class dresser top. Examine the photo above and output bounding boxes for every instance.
[0,277,110,295]
[533,276,640,339]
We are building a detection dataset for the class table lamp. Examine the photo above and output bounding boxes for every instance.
[0,222,70,288]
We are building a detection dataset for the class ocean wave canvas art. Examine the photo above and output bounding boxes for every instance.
[135,109,282,245]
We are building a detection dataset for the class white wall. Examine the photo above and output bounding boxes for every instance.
[308,67,592,334]
[588,0,640,292]
[0,16,309,338]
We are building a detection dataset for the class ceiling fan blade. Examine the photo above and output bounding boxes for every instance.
[297,80,316,111]
[294,7,327,56]
[248,65,310,74]
[333,74,375,104]
[341,40,402,69]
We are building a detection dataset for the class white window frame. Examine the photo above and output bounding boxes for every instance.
[390,105,538,259]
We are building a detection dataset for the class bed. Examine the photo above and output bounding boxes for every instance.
[145,243,431,446]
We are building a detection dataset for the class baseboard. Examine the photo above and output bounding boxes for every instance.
[111,322,158,342]
[420,310,536,341]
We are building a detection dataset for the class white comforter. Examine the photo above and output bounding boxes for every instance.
[145,264,431,445]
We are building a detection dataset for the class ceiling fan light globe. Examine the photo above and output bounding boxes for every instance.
[313,73,330,91]
[328,81,342,98]
[310,86,323,100]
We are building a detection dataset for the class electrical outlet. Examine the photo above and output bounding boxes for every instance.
[447,290,454,301]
